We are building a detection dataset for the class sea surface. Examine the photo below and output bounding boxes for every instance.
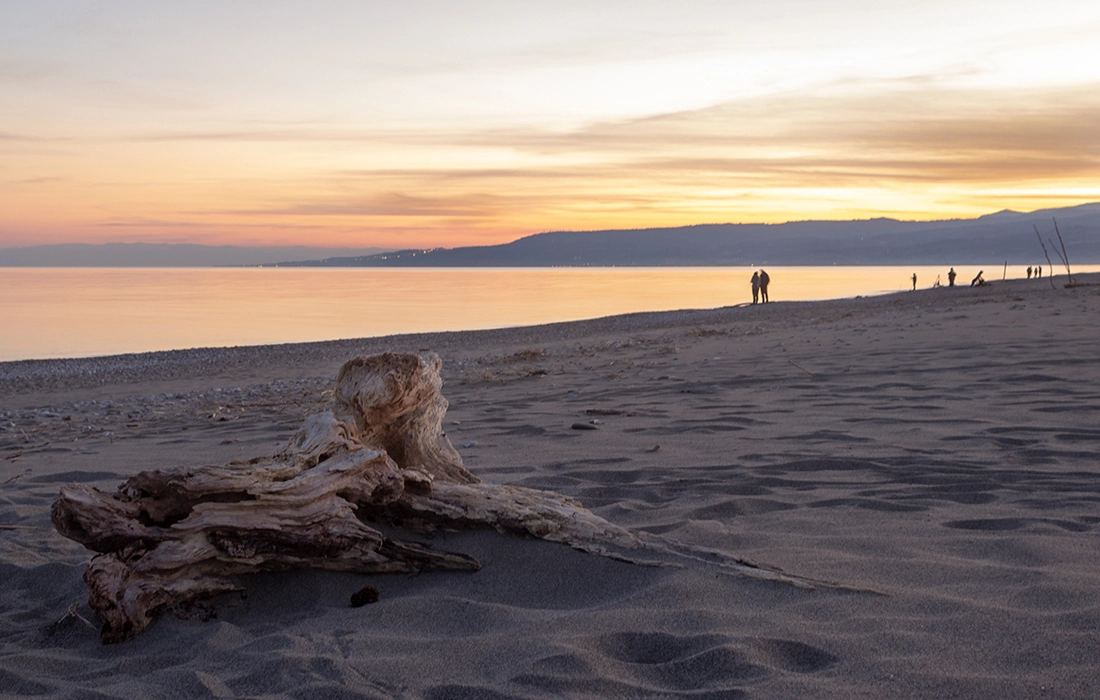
[2,265,1092,362]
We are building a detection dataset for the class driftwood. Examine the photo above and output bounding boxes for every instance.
[1035,225,1058,290]
[1052,217,1075,284]
[54,352,833,644]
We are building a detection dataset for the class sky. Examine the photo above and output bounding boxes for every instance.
[2,0,1099,250]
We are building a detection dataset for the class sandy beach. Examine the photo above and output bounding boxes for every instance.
[2,273,1099,699]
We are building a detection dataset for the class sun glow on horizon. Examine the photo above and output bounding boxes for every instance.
[3,1,1100,250]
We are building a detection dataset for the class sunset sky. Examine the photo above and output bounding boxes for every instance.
[2,0,1099,250]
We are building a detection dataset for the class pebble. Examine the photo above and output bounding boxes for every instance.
[350,585,380,607]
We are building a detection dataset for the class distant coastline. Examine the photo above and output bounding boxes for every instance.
[2,202,1097,268]
[0,243,384,268]
[269,202,1100,268]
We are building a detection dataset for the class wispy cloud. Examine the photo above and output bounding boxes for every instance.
[441,82,1100,196]
[225,192,517,219]
[294,81,1100,233]
[8,176,65,184]
[0,56,58,84]
[471,81,1100,158]
[119,77,1100,169]
[96,218,207,228]
[0,131,59,142]
[8,77,1100,247]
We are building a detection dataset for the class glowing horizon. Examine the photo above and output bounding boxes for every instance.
[3,1,1099,250]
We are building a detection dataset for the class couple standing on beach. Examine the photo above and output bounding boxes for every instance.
[750,270,770,305]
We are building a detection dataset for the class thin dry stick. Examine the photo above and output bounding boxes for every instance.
[1048,238,1067,267]
[788,359,816,377]
[1053,217,1075,284]
[58,602,99,631]
[1034,226,1058,290]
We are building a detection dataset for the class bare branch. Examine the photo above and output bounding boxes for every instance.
[1053,217,1074,284]
[1048,238,1067,267]
[1034,226,1057,290]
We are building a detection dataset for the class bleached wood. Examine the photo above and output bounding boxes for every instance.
[53,352,841,644]
[51,353,485,642]
[333,353,477,484]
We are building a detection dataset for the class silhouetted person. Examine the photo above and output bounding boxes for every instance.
[948,267,957,287]
[750,271,760,305]
[759,269,770,303]
[1027,266,1032,279]
[970,270,985,287]
[911,273,917,291]
[1037,265,1042,278]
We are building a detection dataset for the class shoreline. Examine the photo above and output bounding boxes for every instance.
[2,272,1089,403]
[7,264,1099,369]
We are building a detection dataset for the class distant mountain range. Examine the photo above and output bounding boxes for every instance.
[273,202,1100,267]
[3,203,1096,267]
[0,243,384,267]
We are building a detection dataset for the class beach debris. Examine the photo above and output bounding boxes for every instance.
[788,360,816,377]
[645,445,661,453]
[1050,217,1075,284]
[1034,225,1059,290]
[52,351,844,644]
[52,353,480,643]
[571,422,599,430]
[350,585,380,607]
[56,602,98,632]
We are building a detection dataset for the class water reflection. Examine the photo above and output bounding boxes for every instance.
[1,266,1094,361]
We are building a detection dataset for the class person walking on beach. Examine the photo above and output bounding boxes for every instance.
[947,267,957,287]
[911,273,917,291]
[1037,265,1042,278]
[759,269,770,303]
[1027,266,1033,279]
[750,271,760,305]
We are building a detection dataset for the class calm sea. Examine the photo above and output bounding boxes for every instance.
[2,265,1092,362]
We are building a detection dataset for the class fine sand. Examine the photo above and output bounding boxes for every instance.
[2,273,1099,699]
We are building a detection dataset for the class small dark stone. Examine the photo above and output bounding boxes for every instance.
[350,585,380,607]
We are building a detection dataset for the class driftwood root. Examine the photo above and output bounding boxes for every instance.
[53,352,842,643]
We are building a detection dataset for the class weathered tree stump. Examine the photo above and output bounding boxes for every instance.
[53,352,831,644]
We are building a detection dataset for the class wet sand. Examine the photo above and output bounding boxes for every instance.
[2,273,1099,698]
